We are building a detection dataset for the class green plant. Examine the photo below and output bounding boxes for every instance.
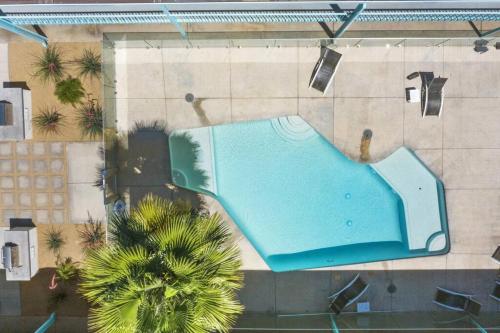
[80,194,243,333]
[54,77,85,106]
[32,45,66,84]
[56,257,78,281]
[77,100,103,139]
[44,227,65,257]
[74,49,101,80]
[79,214,105,250]
[33,106,65,135]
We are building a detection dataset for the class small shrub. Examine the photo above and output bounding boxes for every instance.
[56,257,78,281]
[77,100,103,139]
[32,45,66,84]
[48,289,68,309]
[33,106,65,135]
[79,214,105,250]
[74,49,101,80]
[54,77,85,106]
[44,227,65,257]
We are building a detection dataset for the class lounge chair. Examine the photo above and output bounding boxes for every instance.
[407,71,448,117]
[492,245,500,264]
[309,46,342,95]
[490,281,500,302]
[328,274,369,314]
[433,287,481,316]
[474,39,489,54]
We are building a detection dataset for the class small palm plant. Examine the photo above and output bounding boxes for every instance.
[54,77,85,106]
[77,99,103,139]
[33,106,65,135]
[56,257,78,282]
[79,213,105,250]
[44,227,65,258]
[80,195,243,333]
[74,49,101,80]
[32,45,66,84]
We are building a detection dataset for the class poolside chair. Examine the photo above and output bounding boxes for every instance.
[492,245,500,264]
[490,281,500,302]
[433,287,481,316]
[309,46,342,94]
[328,274,369,315]
[474,39,489,54]
[407,71,448,117]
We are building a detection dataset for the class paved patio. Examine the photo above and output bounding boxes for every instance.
[108,37,500,271]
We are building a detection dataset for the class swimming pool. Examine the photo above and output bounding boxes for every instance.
[169,116,449,272]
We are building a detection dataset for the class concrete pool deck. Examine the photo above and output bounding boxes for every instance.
[108,36,500,271]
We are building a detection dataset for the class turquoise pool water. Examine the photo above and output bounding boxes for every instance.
[170,116,448,271]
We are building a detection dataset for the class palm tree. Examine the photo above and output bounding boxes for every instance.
[79,195,243,333]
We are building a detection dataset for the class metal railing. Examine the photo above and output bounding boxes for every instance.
[2,9,500,25]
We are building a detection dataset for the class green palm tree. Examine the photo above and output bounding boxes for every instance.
[79,195,243,333]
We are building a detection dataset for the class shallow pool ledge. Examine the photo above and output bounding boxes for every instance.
[372,147,449,253]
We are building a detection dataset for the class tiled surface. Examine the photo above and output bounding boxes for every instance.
[0,271,21,315]
[111,41,500,271]
[66,142,106,224]
[0,142,68,226]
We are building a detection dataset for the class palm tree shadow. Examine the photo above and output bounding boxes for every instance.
[106,120,204,210]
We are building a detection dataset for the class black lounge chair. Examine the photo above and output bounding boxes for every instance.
[490,281,500,302]
[433,287,481,316]
[309,46,342,95]
[474,39,489,54]
[407,71,448,117]
[328,274,369,315]
[492,245,500,264]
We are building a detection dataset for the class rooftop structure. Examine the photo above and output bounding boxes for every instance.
[0,1,498,331]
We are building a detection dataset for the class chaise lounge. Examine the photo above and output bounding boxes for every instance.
[492,245,500,264]
[309,46,342,94]
[491,280,500,302]
[433,287,481,316]
[329,274,369,315]
[407,71,448,117]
